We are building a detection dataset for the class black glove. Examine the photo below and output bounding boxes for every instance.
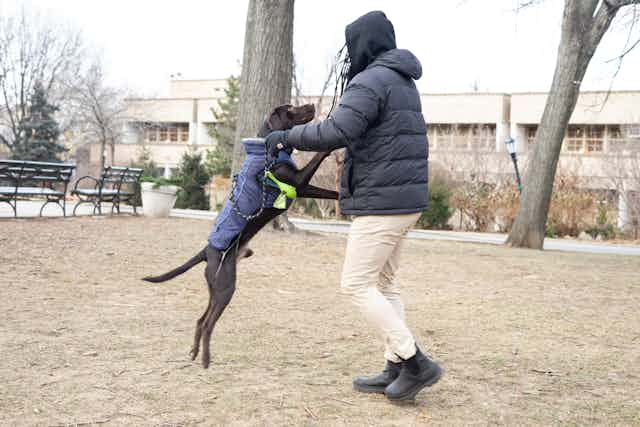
[265,130,291,158]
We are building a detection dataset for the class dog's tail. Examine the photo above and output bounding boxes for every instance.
[142,248,207,283]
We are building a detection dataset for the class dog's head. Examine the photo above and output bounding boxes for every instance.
[259,104,315,136]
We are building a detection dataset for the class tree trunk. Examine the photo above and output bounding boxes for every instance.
[232,0,294,175]
[109,138,115,167]
[506,0,622,249]
[100,137,106,171]
[233,0,295,232]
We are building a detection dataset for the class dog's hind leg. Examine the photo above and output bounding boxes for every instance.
[190,301,210,361]
[200,245,238,369]
[190,248,222,361]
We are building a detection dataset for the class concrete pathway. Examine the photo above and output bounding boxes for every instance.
[292,219,640,256]
[2,200,639,256]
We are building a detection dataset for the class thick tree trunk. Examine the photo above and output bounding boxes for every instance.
[232,0,294,174]
[233,0,295,231]
[506,0,622,249]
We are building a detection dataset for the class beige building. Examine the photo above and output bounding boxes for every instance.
[69,78,230,178]
[116,78,230,177]
[422,90,639,227]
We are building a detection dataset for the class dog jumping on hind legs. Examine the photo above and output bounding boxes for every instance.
[143,103,338,368]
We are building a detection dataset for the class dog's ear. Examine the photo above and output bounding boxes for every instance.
[275,104,292,115]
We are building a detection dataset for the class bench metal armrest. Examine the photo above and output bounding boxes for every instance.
[73,175,101,192]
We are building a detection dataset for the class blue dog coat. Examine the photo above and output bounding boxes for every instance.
[207,138,295,251]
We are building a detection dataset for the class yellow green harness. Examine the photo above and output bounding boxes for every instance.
[263,170,297,209]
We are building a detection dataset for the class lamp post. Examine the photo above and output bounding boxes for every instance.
[505,137,523,193]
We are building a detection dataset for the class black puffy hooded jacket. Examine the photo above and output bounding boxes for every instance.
[287,11,428,215]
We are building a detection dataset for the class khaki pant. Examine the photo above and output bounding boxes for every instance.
[341,212,421,362]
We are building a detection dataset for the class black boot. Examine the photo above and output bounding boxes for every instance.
[384,346,443,401]
[353,360,402,394]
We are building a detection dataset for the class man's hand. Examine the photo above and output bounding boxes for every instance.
[265,130,291,158]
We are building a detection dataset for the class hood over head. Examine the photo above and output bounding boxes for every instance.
[369,48,423,80]
[345,11,396,81]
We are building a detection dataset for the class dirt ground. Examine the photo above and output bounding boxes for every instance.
[1,216,639,426]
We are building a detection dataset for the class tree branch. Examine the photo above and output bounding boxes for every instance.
[606,0,640,8]
[515,0,545,12]
[0,132,11,149]
[591,2,639,110]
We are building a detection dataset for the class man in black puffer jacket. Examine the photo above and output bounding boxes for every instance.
[266,11,442,401]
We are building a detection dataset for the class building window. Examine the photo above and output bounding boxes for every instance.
[471,124,495,151]
[179,124,189,142]
[565,126,584,152]
[608,125,623,142]
[525,125,537,146]
[453,124,470,150]
[430,124,494,151]
[564,125,604,154]
[427,126,437,148]
[625,124,640,139]
[585,125,603,153]
[141,122,190,144]
[169,125,178,142]
[608,124,640,153]
[145,127,157,142]
[431,124,453,149]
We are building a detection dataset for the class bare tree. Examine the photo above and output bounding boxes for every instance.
[0,8,83,153]
[507,0,640,249]
[291,53,344,218]
[66,59,128,171]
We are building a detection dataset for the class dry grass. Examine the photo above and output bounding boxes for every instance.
[1,216,639,426]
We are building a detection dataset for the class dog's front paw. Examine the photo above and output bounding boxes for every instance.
[237,247,254,260]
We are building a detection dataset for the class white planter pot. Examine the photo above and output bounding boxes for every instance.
[140,182,179,218]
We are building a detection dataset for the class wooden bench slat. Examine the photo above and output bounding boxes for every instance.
[0,186,64,196]
[72,189,133,196]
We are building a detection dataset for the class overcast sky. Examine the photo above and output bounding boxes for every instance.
[2,0,639,97]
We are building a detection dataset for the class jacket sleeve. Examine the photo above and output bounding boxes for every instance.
[286,82,381,152]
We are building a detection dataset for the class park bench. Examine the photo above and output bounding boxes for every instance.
[0,159,76,217]
[71,166,143,215]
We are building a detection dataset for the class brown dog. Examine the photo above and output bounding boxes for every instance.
[144,104,338,368]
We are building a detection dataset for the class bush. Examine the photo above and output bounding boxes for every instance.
[492,183,520,232]
[173,151,211,210]
[584,201,618,240]
[416,176,452,229]
[546,172,595,237]
[291,197,325,219]
[450,181,495,231]
[140,175,181,189]
[205,75,239,178]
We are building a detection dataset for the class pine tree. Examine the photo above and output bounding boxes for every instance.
[11,82,66,162]
[205,75,240,177]
[174,150,211,210]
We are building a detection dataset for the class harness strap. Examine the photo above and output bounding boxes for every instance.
[263,170,297,209]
